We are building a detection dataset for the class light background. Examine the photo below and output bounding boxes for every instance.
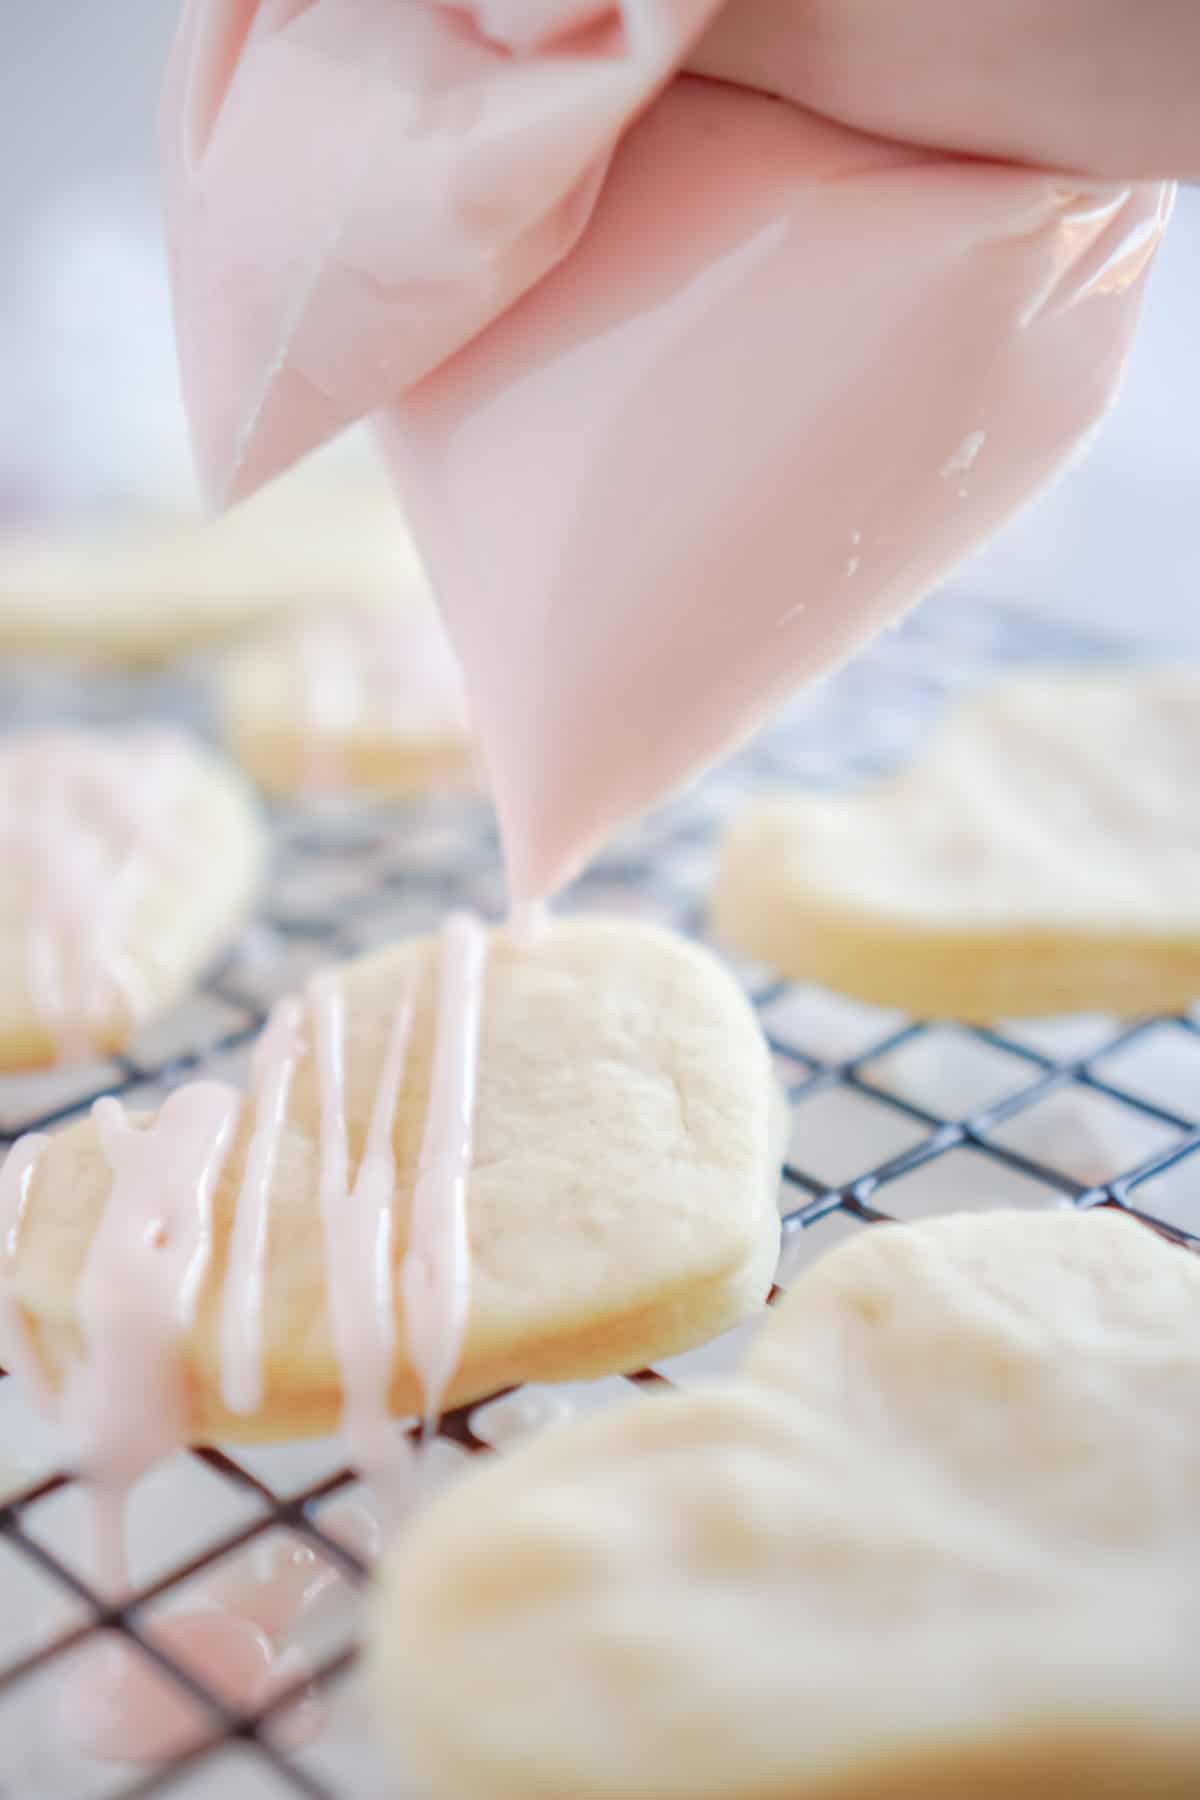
[2,2,1198,646]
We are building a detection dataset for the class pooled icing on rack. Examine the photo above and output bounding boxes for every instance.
[58,1612,313,1766]
[219,995,307,1417]
[60,1495,380,1765]
[0,729,196,1061]
[163,2,1171,907]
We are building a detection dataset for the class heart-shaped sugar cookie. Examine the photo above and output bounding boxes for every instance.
[713,667,1200,1020]
[2,918,781,1446]
[0,727,263,1068]
[371,1207,1200,1799]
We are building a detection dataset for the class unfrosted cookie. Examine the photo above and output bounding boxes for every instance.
[712,667,1200,1019]
[219,596,477,799]
[3,919,781,1443]
[0,464,422,667]
[371,1208,1200,1800]
[0,727,263,1068]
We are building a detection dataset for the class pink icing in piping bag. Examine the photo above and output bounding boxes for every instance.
[379,84,1173,901]
[162,0,718,506]
[162,5,1171,906]
[0,912,492,1770]
[291,601,470,796]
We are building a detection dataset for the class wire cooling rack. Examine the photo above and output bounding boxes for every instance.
[1,594,1198,1799]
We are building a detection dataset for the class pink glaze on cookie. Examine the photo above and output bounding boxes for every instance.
[0,1132,50,1403]
[220,995,307,1418]
[309,966,418,1516]
[289,600,469,796]
[62,1084,242,1596]
[403,912,488,1430]
[0,730,200,1062]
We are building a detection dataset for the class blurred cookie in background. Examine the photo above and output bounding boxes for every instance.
[713,666,1200,1021]
[0,725,263,1069]
[219,590,478,803]
[0,457,420,668]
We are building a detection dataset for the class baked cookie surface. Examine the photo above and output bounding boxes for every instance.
[0,727,263,1068]
[372,1208,1200,1800]
[0,468,422,667]
[3,919,781,1442]
[712,667,1200,1019]
[219,596,476,799]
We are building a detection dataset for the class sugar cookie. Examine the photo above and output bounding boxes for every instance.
[712,667,1200,1019]
[219,597,476,799]
[1,919,782,1450]
[0,465,422,667]
[0,728,263,1069]
[372,1208,1200,1800]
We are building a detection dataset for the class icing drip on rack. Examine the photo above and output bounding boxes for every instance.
[0,730,195,1061]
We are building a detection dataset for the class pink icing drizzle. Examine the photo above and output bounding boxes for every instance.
[0,1132,50,1402]
[309,967,418,1514]
[403,912,488,1429]
[219,996,307,1417]
[0,731,194,1061]
[60,1084,241,1596]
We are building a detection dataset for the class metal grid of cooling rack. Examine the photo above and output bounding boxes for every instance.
[1,594,1198,1799]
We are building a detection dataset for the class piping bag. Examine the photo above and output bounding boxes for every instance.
[163,0,1173,905]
